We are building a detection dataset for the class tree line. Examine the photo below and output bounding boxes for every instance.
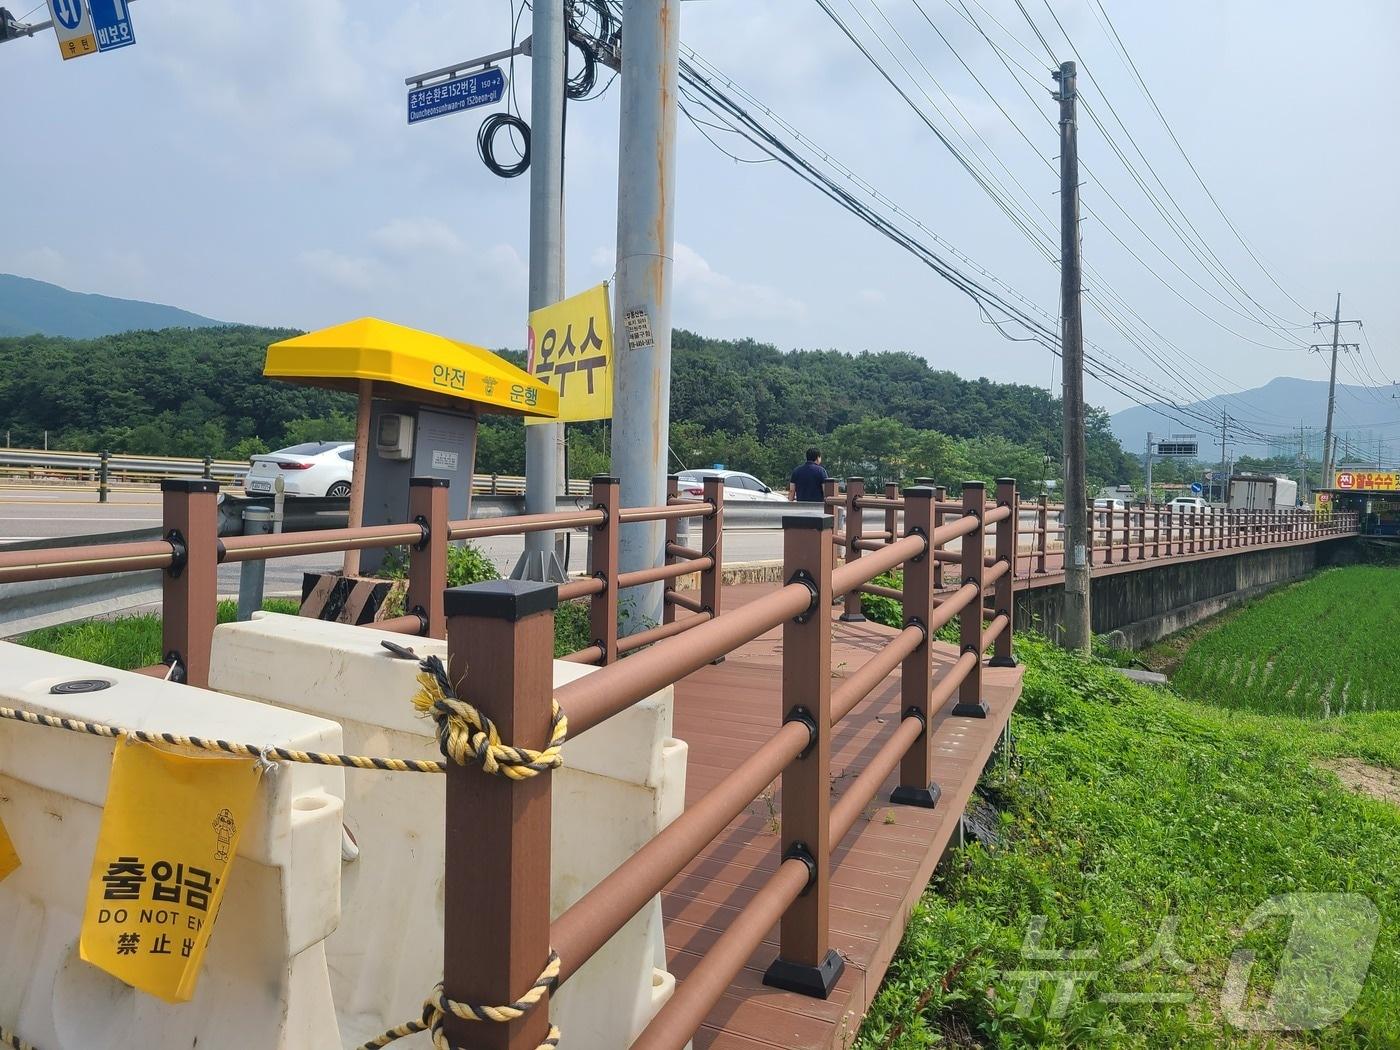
[0,326,1140,492]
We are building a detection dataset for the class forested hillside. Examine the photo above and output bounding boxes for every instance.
[0,326,1139,489]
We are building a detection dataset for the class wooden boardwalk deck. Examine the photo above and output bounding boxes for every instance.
[663,584,1024,1049]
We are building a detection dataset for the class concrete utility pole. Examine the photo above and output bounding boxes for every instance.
[1054,60,1090,652]
[1312,293,1361,491]
[515,0,569,582]
[611,0,681,633]
[1217,408,1228,503]
[1144,431,1153,504]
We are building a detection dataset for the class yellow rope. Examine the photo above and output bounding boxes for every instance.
[357,952,562,1050]
[0,705,446,773]
[411,655,566,780]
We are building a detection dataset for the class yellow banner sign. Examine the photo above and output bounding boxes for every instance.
[525,283,613,424]
[80,743,261,1003]
[1334,470,1399,492]
[0,810,18,883]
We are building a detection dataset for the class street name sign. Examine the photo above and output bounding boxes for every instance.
[47,0,96,60]
[89,0,135,52]
[407,67,506,125]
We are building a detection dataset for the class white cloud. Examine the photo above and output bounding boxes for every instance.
[672,242,807,326]
[372,217,465,258]
[299,248,380,293]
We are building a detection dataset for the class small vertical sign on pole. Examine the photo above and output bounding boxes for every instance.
[47,0,97,59]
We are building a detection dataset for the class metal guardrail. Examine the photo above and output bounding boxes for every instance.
[0,528,164,638]
[0,447,589,496]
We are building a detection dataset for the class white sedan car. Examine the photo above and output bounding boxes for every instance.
[676,469,788,502]
[244,441,354,498]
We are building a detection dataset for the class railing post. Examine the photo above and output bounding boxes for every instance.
[824,476,841,562]
[1103,505,1114,565]
[953,482,988,718]
[893,486,939,809]
[883,481,899,549]
[763,513,843,998]
[202,454,213,481]
[991,479,1018,668]
[99,449,110,503]
[935,484,950,587]
[1036,496,1049,575]
[160,479,220,688]
[407,476,450,638]
[663,475,680,626]
[443,581,557,1050]
[1136,505,1145,561]
[1151,505,1160,559]
[589,474,620,664]
[701,475,724,636]
[839,478,866,622]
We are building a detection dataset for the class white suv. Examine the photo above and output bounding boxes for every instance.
[1167,496,1210,513]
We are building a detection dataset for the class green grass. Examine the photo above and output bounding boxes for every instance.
[1172,566,1400,717]
[856,629,1400,1048]
[19,595,598,665]
[18,599,301,669]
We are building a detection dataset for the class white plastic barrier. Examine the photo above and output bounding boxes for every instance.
[209,612,688,1048]
[0,642,346,1049]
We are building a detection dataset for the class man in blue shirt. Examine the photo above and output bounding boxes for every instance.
[789,448,828,503]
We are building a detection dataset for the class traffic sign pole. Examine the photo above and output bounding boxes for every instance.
[514,0,569,584]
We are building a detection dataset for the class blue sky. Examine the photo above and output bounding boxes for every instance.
[2,0,1396,417]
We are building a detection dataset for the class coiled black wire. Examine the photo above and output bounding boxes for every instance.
[478,112,531,178]
[565,0,614,100]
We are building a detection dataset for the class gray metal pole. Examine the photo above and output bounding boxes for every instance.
[514,0,568,583]
[1055,61,1091,652]
[611,0,681,633]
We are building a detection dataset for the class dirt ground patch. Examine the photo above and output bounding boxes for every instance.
[1319,758,1400,806]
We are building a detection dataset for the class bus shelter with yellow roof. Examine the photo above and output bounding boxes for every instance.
[264,317,556,575]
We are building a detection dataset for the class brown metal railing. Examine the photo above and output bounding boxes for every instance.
[0,472,722,686]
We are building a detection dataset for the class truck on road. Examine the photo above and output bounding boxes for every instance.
[1228,474,1298,512]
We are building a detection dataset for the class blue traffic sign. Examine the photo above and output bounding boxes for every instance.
[1190,482,1203,494]
[407,67,506,125]
[89,0,135,52]
[50,0,82,30]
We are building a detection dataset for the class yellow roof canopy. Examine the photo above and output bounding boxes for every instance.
[264,317,558,418]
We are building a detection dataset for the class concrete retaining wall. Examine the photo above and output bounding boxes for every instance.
[1016,538,1361,648]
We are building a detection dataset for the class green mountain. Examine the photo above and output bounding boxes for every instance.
[0,273,225,338]
[0,325,1140,490]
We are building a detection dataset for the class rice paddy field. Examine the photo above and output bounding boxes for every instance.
[1171,565,1400,718]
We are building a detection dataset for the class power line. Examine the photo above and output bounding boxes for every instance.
[1087,0,1314,316]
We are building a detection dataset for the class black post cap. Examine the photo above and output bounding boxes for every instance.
[410,476,450,488]
[962,480,986,489]
[902,486,935,498]
[161,479,220,494]
[444,580,558,621]
[782,513,833,531]
[996,477,1017,486]
[591,474,620,484]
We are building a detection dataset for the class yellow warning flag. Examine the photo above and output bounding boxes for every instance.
[0,809,18,883]
[79,742,261,1003]
[524,282,614,424]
